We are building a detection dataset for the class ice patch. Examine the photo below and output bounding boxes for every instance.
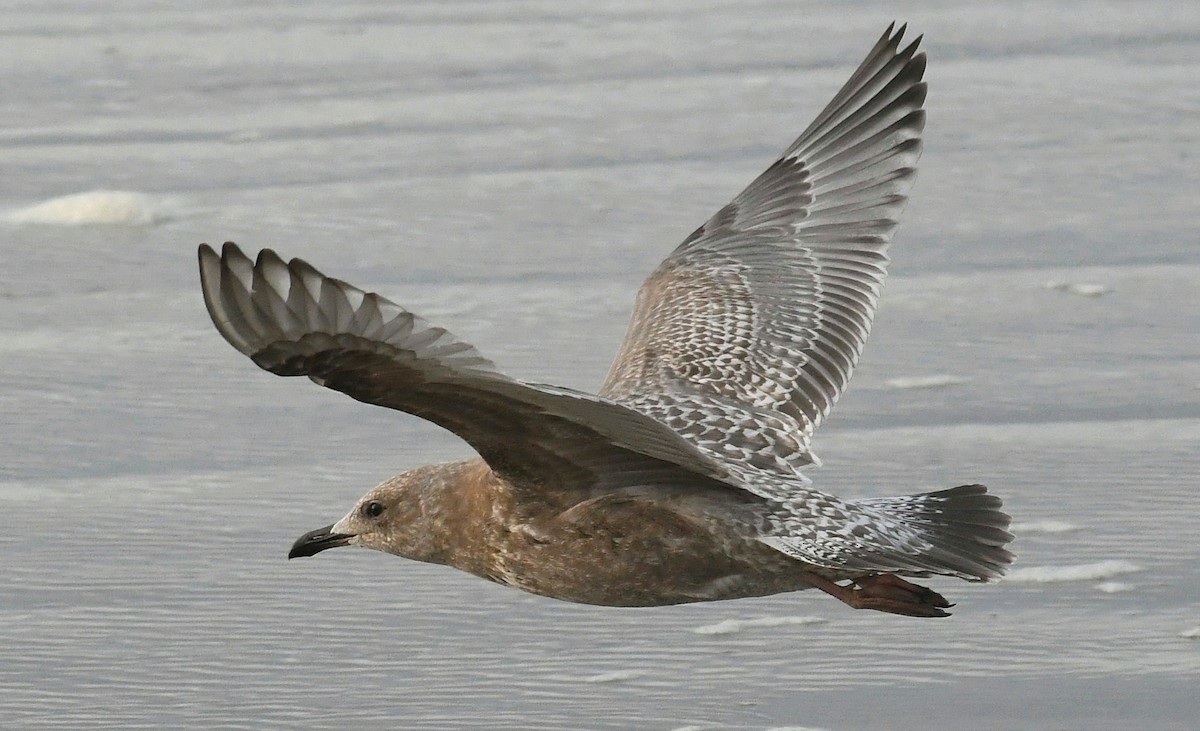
[1180,627,1200,640]
[884,375,969,390]
[1011,519,1079,534]
[1094,581,1134,593]
[693,615,826,635]
[1005,559,1141,584]
[1044,280,1109,297]
[4,190,175,226]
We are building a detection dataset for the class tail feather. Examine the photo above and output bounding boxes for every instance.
[852,484,1014,581]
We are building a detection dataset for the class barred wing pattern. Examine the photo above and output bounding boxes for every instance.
[199,243,741,502]
[601,24,926,485]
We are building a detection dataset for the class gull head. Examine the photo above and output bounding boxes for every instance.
[287,463,457,562]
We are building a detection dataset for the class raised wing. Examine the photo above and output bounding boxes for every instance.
[199,243,742,504]
[601,24,927,476]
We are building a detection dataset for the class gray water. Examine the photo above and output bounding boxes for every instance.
[2,1,1198,729]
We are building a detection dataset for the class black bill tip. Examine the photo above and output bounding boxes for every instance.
[288,524,353,559]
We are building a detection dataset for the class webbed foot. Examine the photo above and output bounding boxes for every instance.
[801,571,954,618]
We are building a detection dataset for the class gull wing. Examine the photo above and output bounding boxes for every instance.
[199,243,741,503]
[601,24,926,477]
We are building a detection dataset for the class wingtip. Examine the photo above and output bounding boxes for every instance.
[254,246,287,271]
[886,22,926,59]
[197,242,220,312]
[198,239,265,357]
[219,240,246,263]
[901,35,925,60]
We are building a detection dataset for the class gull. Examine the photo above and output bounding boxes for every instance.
[199,24,1012,617]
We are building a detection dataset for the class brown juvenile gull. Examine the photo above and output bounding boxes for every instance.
[198,24,1013,617]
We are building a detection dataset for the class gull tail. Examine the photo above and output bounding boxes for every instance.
[851,484,1015,581]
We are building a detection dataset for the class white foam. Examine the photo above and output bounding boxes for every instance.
[4,190,175,226]
[1180,627,1200,640]
[1044,280,1109,297]
[693,615,826,635]
[884,375,969,390]
[1094,581,1134,593]
[1004,559,1141,584]
[1011,519,1079,534]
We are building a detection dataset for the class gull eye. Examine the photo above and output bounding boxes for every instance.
[363,501,385,519]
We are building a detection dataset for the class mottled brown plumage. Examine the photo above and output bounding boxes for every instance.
[201,24,1013,618]
[292,458,811,607]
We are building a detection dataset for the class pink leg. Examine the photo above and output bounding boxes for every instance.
[801,572,954,618]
